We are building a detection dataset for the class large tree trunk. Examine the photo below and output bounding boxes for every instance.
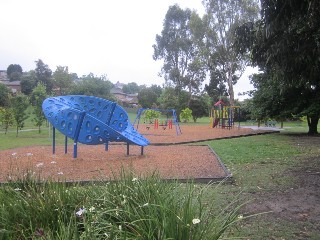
[307,115,319,135]
[227,64,235,107]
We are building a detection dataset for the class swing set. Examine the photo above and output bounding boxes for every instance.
[133,108,182,135]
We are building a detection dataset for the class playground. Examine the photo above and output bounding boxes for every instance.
[0,124,276,183]
[0,95,279,183]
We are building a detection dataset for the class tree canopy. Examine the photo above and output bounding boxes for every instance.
[202,0,260,106]
[153,5,206,105]
[7,64,23,81]
[243,0,320,134]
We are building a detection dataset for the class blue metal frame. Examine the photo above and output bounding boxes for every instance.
[133,108,182,135]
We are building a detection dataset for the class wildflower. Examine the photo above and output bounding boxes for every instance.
[26,153,33,156]
[89,206,95,212]
[132,177,138,182]
[76,208,86,217]
[139,203,149,207]
[118,225,122,231]
[36,163,44,167]
[11,152,17,156]
[51,161,57,164]
[238,214,243,219]
[192,218,201,225]
[57,171,63,175]
[14,188,22,191]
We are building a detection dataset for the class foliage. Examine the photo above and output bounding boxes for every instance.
[243,0,320,134]
[138,88,158,108]
[153,4,206,104]
[30,83,47,133]
[189,96,209,122]
[158,87,179,110]
[69,73,114,100]
[20,70,37,96]
[35,59,54,94]
[202,0,260,106]
[122,82,140,94]
[0,172,244,239]
[0,84,11,107]
[144,110,160,122]
[7,64,23,81]
[11,94,29,136]
[52,66,74,95]
[180,107,193,122]
[0,107,14,134]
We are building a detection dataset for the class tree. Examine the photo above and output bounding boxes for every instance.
[202,0,260,106]
[35,59,53,93]
[69,73,114,100]
[52,66,74,95]
[0,107,14,134]
[245,0,320,134]
[30,83,47,133]
[153,5,206,105]
[138,88,159,108]
[0,84,11,107]
[20,70,37,95]
[7,64,23,81]
[122,82,140,94]
[180,107,192,122]
[189,96,209,122]
[11,94,29,136]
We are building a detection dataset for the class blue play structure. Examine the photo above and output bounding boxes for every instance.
[42,95,149,158]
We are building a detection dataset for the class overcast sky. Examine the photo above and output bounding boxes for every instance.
[0,0,255,100]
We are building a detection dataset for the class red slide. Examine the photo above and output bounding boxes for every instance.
[213,118,219,128]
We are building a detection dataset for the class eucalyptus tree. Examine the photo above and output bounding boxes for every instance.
[202,0,260,106]
[153,4,206,105]
[238,0,320,134]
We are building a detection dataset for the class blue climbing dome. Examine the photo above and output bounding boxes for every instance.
[42,95,149,148]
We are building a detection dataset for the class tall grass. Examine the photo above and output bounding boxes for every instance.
[0,171,245,239]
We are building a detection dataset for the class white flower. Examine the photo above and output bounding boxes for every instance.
[238,214,243,219]
[36,163,44,167]
[192,218,201,225]
[26,153,33,156]
[11,152,17,156]
[132,177,138,182]
[57,171,63,175]
[139,203,149,207]
[89,206,95,212]
[51,161,57,164]
[118,225,122,231]
[76,208,86,217]
[14,188,22,191]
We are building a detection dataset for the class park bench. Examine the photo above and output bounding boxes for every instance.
[265,120,277,127]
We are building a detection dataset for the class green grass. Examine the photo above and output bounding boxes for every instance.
[0,172,243,239]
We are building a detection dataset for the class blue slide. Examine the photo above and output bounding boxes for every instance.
[42,95,149,146]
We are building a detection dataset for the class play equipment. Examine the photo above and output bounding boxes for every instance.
[42,95,149,158]
[133,108,182,135]
[210,100,240,129]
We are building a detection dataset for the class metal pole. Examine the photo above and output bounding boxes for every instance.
[65,135,68,154]
[52,127,56,154]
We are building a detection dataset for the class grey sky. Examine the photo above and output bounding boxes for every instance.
[0,0,255,100]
